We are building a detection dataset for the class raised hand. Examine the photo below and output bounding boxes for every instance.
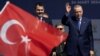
[65,3,71,13]
[42,13,49,19]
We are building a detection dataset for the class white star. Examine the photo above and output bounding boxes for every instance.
[21,35,31,56]
[21,35,31,43]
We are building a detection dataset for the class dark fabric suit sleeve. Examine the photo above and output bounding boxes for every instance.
[48,19,53,25]
[44,18,53,25]
[88,20,94,50]
[61,13,70,26]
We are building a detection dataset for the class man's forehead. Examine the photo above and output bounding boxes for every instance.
[74,7,83,11]
[57,25,64,28]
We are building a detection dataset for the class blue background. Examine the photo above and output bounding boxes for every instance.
[0,0,100,19]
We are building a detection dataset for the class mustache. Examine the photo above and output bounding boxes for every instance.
[38,12,44,14]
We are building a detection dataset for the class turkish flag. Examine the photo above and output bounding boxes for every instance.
[0,1,67,56]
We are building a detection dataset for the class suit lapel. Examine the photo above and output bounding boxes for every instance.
[80,18,87,34]
[72,18,80,31]
[72,17,87,33]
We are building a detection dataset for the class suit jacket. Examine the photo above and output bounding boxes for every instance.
[61,15,94,56]
[42,17,53,25]
[34,14,53,25]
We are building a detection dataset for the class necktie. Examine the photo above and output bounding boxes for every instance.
[78,19,81,30]
[76,18,81,30]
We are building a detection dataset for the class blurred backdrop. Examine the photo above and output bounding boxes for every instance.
[0,0,100,56]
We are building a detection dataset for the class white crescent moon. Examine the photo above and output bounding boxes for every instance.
[0,19,25,45]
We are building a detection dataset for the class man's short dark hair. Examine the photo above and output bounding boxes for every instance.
[35,2,44,9]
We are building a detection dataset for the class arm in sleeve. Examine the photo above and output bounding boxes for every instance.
[88,20,94,50]
[61,13,70,26]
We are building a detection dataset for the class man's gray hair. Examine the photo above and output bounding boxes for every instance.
[74,4,83,10]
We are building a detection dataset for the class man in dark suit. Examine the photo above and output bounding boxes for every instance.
[34,2,52,25]
[62,3,94,56]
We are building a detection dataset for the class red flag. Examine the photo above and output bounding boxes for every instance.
[0,1,68,56]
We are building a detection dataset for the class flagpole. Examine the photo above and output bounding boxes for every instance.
[0,1,10,15]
